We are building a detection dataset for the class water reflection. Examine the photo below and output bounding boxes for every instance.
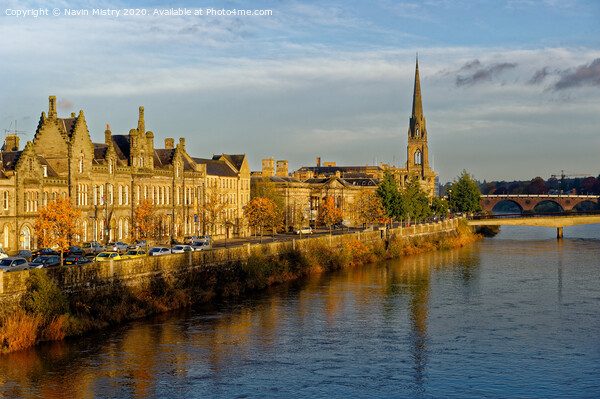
[3,234,599,398]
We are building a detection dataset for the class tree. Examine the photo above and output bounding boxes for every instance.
[133,199,157,244]
[525,177,548,194]
[244,197,283,241]
[353,189,386,227]
[316,196,343,228]
[199,185,228,236]
[376,171,400,220]
[430,196,449,218]
[34,197,82,263]
[397,177,432,222]
[448,170,482,214]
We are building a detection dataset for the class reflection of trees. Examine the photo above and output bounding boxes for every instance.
[0,247,482,397]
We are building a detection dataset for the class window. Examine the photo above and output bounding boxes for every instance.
[3,191,7,210]
[43,165,48,177]
[125,186,129,205]
[99,185,104,205]
[109,185,114,205]
[43,191,48,207]
[414,150,422,165]
[3,225,8,249]
[109,159,113,174]
[79,155,83,173]
[140,156,144,168]
[416,128,419,137]
[118,185,123,205]
[136,186,140,205]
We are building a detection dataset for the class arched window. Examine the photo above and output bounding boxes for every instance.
[416,128,419,137]
[21,226,31,250]
[118,218,123,240]
[118,185,123,205]
[414,150,422,165]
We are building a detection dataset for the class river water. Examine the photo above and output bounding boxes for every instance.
[1,225,599,398]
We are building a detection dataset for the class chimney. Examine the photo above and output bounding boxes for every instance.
[317,157,321,167]
[137,106,145,134]
[48,96,57,118]
[276,160,288,177]
[4,135,19,152]
[71,112,76,118]
[179,137,185,151]
[105,126,112,144]
[165,138,174,149]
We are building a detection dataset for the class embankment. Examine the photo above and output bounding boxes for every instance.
[0,218,477,353]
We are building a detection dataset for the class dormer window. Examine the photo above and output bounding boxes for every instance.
[43,165,48,177]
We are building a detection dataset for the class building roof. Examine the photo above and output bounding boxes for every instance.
[194,157,237,177]
[111,135,130,161]
[57,117,76,138]
[213,154,246,171]
[251,176,300,183]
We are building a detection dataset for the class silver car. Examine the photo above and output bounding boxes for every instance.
[148,247,171,256]
[171,245,192,254]
[0,257,30,272]
[108,242,128,253]
[191,241,211,251]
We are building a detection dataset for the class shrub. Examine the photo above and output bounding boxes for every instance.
[0,310,40,352]
[23,270,69,318]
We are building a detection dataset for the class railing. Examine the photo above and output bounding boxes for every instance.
[471,211,600,220]
[480,194,600,199]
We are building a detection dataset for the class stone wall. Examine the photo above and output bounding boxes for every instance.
[0,219,459,311]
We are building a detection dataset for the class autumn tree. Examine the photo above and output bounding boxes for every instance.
[316,196,343,228]
[133,199,157,244]
[199,185,228,236]
[34,197,82,263]
[353,189,386,227]
[244,197,283,241]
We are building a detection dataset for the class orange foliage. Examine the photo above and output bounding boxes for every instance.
[34,197,82,252]
[133,199,158,240]
[0,310,40,352]
[316,196,343,227]
[244,197,283,233]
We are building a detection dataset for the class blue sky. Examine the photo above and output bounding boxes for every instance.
[1,0,599,183]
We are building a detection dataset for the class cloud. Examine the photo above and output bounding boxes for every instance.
[528,67,549,84]
[553,58,600,90]
[57,98,73,111]
[455,60,517,87]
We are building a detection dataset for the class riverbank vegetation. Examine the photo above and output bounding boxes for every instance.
[0,221,479,353]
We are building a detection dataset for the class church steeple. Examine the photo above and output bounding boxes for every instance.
[411,56,423,121]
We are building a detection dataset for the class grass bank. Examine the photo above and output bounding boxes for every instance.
[0,222,479,353]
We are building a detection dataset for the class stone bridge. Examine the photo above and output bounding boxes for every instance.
[480,194,599,212]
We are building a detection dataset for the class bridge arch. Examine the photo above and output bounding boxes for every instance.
[490,200,523,213]
[532,200,563,213]
[572,200,599,212]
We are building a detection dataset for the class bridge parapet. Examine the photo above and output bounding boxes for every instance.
[480,194,599,212]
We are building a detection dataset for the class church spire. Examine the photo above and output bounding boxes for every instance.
[411,56,423,120]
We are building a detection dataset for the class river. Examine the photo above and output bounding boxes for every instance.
[1,224,599,398]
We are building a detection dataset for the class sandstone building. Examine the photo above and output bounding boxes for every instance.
[253,58,437,229]
[0,97,250,254]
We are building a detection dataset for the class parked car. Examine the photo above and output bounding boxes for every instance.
[107,242,128,253]
[183,236,198,244]
[64,255,93,265]
[94,252,122,262]
[17,250,33,261]
[295,227,313,235]
[64,246,84,257]
[0,248,7,259]
[171,245,192,254]
[0,257,30,272]
[29,255,61,268]
[148,247,171,256]
[128,240,148,250]
[195,235,211,243]
[33,248,60,257]
[121,249,147,259]
[81,241,106,256]
[190,241,211,251]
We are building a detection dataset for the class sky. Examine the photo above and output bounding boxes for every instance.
[1,0,599,183]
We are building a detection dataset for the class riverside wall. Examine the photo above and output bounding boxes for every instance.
[0,219,460,311]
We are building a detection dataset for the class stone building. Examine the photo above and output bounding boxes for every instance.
[0,97,250,254]
[253,58,436,229]
[292,58,436,195]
